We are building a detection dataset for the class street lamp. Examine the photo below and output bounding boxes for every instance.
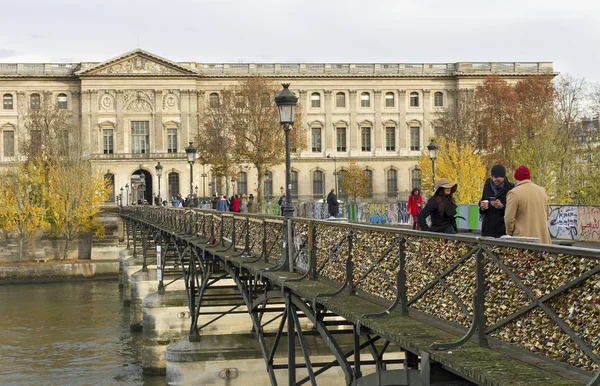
[125,183,129,206]
[201,163,207,198]
[231,178,236,195]
[155,161,163,204]
[139,173,146,204]
[427,139,439,193]
[185,142,197,198]
[120,187,124,207]
[327,154,338,193]
[275,83,298,271]
[265,172,271,201]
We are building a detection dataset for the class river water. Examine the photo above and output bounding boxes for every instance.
[0,280,166,386]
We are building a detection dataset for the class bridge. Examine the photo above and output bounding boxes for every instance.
[120,206,599,386]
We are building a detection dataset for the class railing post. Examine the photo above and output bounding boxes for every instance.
[398,238,408,316]
[348,231,355,296]
[309,221,317,280]
[126,219,130,249]
[132,222,137,258]
[475,243,488,347]
[141,231,148,272]
[262,218,268,262]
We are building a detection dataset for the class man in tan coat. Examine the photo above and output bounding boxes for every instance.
[504,165,552,244]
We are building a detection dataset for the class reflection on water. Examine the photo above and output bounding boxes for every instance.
[0,280,165,386]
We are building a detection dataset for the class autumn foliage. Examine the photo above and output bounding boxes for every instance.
[338,161,372,203]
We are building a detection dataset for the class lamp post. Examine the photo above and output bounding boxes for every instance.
[185,142,197,198]
[120,187,124,207]
[231,178,236,195]
[201,163,207,198]
[125,183,129,206]
[139,173,146,204]
[265,172,271,201]
[327,154,338,193]
[427,139,439,194]
[275,83,298,272]
[155,161,163,204]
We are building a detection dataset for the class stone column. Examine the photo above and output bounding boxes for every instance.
[180,90,190,147]
[80,91,91,154]
[423,89,432,147]
[90,90,99,154]
[71,91,81,146]
[154,90,163,153]
[398,89,407,149]
[189,90,198,144]
[298,90,307,150]
[349,90,357,152]
[374,89,382,151]
[323,90,332,151]
[116,90,125,153]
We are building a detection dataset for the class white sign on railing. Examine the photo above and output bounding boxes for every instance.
[156,245,162,281]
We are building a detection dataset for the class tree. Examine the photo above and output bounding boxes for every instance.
[46,160,111,259]
[0,158,49,261]
[418,137,487,204]
[433,89,484,151]
[338,161,371,203]
[198,77,306,203]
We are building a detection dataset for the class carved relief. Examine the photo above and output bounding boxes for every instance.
[126,99,153,112]
[98,91,116,111]
[96,57,182,75]
[163,93,180,110]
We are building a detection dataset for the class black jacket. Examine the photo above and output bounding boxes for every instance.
[418,196,458,233]
[479,178,514,238]
[326,192,339,214]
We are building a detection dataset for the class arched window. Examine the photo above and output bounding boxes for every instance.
[311,127,322,152]
[313,170,323,199]
[311,92,321,108]
[3,94,13,110]
[409,92,419,107]
[336,126,347,152]
[238,172,248,195]
[385,92,395,107]
[105,174,115,202]
[411,168,421,190]
[291,171,298,199]
[387,169,398,197]
[30,93,41,110]
[361,126,371,151]
[335,92,345,108]
[364,169,373,197]
[410,126,420,151]
[209,93,219,108]
[385,126,395,151]
[360,92,370,108]
[57,93,68,109]
[3,129,15,157]
[434,92,444,107]
[168,172,180,199]
[264,172,273,200]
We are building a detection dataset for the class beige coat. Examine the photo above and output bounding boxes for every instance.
[504,180,552,244]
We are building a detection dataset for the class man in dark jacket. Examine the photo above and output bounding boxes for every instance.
[326,189,339,218]
[479,164,514,238]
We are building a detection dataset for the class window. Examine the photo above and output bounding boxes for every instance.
[335,92,345,108]
[105,174,115,202]
[434,92,444,107]
[311,127,322,152]
[3,131,14,157]
[311,92,321,108]
[167,128,177,153]
[131,121,150,154]
[3,94,13,110]
[385,92,395,107]
[409,92,419,107]
[264,172,273,200]
[209,93,219,108]
[364,169,373,197]
[313,170,323,198]
[235,95,245,108]
[360,92,370,108]
[168,172,179,199]
[361,127,371,151]
[238,172,248,195]
[387,169,398,197]
[291,171,298,199]
[57,93,67,109]
[30,93,40,110]
[336,127,347,152]
[410,126,420,151]
[412,168,421,190]
[103,129,114,154]
[386,127,395,151]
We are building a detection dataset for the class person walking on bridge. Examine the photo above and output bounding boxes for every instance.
[418,178,458,234]
[479,164,514,238]
[504,165,551,244]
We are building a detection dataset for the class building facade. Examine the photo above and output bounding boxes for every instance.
[0,49,554,204]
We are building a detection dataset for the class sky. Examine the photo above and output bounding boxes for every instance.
[1,0,599,82]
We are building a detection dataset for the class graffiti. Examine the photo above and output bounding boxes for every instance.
[548,206,578,240]
[397,202,410,224]
[365,203,389,224]
[578,206,600,241]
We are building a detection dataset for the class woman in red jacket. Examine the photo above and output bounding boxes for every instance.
[407,188,423,230]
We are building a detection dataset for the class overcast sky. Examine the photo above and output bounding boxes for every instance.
[1,0,599,82]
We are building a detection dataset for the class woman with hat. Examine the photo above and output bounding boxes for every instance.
[418,178,458,234]
[479,164,514,238]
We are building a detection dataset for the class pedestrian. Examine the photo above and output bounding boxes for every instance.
[171,196,180,208]
[504,165,551,244]
[192,193,199,208]
[407,188,423,230]
[418,178,458,234]
[479,164,514,238]
[216,195,228,212]
[231,194,241,212]
[211,194,218,210]
[247,194,255,213]
[278,194,287,216]
[326,189,339,218]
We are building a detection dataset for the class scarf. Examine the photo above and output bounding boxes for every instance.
[490,180,505,196]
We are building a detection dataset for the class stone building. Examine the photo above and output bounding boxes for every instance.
[0,49,554,204]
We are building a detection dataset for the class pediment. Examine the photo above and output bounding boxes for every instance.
[77,49,200,77]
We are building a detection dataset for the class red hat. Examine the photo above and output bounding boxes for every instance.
[513,165,531,181]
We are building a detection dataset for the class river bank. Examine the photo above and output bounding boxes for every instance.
[0,259,120,285]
